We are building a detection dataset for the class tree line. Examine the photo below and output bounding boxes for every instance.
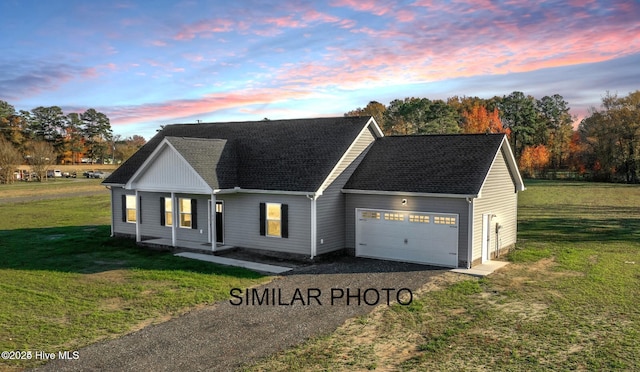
[0,100,145,183]
[345,90,640,183]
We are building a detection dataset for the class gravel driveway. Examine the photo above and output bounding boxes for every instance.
[34,257,447,371]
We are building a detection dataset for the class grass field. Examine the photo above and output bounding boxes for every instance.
[0,178,108,204]
[245,180,640,371]
[0,184,270,370]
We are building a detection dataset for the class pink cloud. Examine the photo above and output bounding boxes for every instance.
[395,10,415,22]
[264,16,305,29]
[106,88,318,125]
[330,0,392,16]
[173,18,235,40]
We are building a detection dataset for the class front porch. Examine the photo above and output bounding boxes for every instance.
[139,238,235,253]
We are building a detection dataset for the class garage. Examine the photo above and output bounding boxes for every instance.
[355,208,459,267]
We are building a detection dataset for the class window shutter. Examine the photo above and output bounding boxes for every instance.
[138,195,142,224]
[259,202,266,236]
[160,197,165,226]
[281,204,288,238]
[191,199,198,229]
[121,194,126,222]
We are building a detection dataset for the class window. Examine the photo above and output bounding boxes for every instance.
[260,203,288,238]
[409,214,430,223]
[361,211,380,219]
[125,195,136,223]
[179,198,192,228]
[164,197,173,226]
[266,203,281,237]
[434,216,456,225]
[384,212,404,221]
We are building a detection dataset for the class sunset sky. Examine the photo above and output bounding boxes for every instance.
[1,0,639,139]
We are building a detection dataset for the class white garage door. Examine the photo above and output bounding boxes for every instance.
[355,209,459,267]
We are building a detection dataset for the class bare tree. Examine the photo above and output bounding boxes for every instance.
[0,137,23,184]
[26,141,56,182]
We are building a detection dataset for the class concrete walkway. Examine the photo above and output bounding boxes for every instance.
[450,260,509,277]
[175,252,293,274]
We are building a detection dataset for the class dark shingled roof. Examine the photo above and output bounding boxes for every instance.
[344,134,507,195]
[164,137,237,189]
[104,116,373,192]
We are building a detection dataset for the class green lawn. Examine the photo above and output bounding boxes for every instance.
[246,180,640,371]
[0,191,270,370]
[0,177,107,200]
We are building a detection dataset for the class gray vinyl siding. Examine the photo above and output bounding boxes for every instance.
[316,127,376,254]
[345,194,470,267]
[114,190,211,243]
[221,193,311,255]
[174,194,210,243]
[138,192,172,240]
[112,187,135,236]
[472,147,519,262]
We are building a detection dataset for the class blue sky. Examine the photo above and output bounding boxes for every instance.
[1,0,639,139]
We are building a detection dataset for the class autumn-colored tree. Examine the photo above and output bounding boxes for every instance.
[519,145,550,178]
[0,100,28,152]
[580,90,640,182]
[0,137,23,184]
[114,135,147,163]
[461,104,506,134]
[536,94,574,169]
[345,101,387,130]
[566,131,586,174]
[26,141,56,182]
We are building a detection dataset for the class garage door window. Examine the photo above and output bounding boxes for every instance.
[409,214,429,223]
[434,216,456,225]
[384,212,404,221]
[362,211,380,219]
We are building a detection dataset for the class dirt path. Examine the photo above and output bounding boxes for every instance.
[34,258,448,372]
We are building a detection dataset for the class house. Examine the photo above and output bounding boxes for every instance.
[102,116,524,268]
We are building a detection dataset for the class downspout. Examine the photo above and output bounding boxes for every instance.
[306,194,317,259]
[466,197,474,269]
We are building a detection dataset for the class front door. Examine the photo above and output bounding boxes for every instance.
[215,201,223,243]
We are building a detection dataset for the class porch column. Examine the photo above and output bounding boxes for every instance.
[135,189,140,242]
[171,192,177,247]
[211,193,216,252]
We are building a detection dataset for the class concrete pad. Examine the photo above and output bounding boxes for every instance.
[174,252,293,274]
[450,260,509,277]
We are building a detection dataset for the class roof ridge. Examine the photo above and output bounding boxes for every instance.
[163,116,370,128]
[385,133,505,138]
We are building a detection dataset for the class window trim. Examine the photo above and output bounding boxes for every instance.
[259,203,288,238]
[125,195,137,223]
[179,198,192,229]
[162,197,173,227]
[265,202,282,237]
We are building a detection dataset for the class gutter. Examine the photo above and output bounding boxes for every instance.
[342,189,477,199]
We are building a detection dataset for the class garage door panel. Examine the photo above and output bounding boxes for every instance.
[356,209,458,268]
